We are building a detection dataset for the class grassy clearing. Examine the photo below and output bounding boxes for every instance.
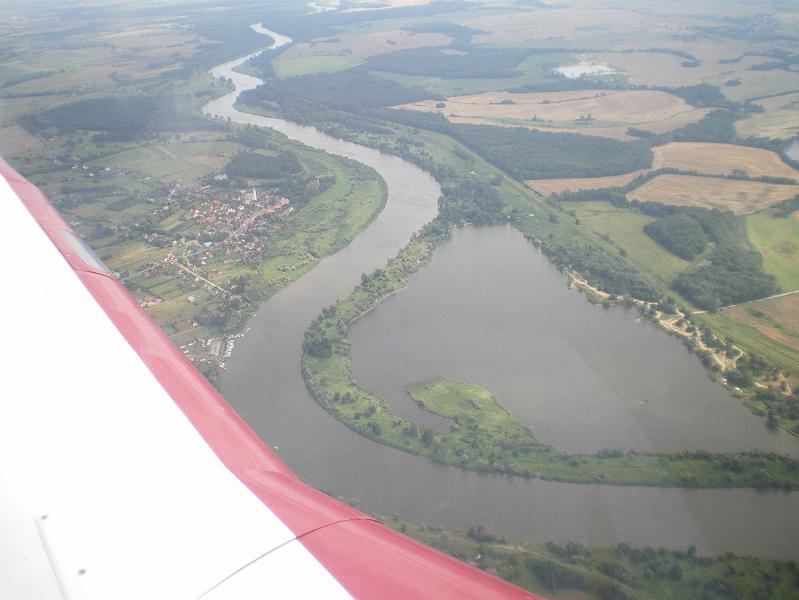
[88,138,243,182]
[748,209,799,291]
[562,201,690,288]
[370,52,576,98]
[698,310,799,388]
[628,174,799,215]
[255,158,386,296]
[737,92,799,140]
[725,295,799,355]
[273,55,364,78]
[708,69,799,103]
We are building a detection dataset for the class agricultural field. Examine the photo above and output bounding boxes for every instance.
[726,294,799,355]
[526,170,650,196]
[527,143,799,197]
[461,6,650,46]
[273,55,362,78]
[395,90,709,140]
[587,51,769,87]
[628,174,799,214]
[0,125,44,156]
[651,142,799,179]
[737,92,799,140]
[278,29,451,61]
[704,299,799,389]
[707,69,799,103]
[87,138,241,182]
[562,201,691,288]
[748,208,799,291]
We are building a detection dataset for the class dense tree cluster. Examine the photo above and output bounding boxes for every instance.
[239,69,438,115]
[20,95,214,137]
[447,124,653,180]
[541,240,658,300]
[673,247,779,310]
[224,150,302,179]
[643,213,708,260]
[439,179,505,225]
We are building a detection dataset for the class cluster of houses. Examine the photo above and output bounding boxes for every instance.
[120,185,294,369]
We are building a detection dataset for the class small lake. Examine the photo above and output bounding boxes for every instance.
[787,139,799,163]
[557,60,616,79]
[350,225,799,457]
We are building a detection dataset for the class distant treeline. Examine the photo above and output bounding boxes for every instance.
[20,95,217,137]
[378,108,654,179]
[239,69,438,116]
[540,239,658,300]
[402,22,481,43]
[261,1,470,43]
[449,124,653,179]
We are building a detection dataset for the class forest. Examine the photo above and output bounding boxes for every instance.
[20,95,215,137]
[448,124,654,180]
[641,207,780,310]
[224,150,302,179]
[643,213,709,260]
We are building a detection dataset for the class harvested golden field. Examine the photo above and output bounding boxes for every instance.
[280,29,451,60]
[340,0,431,12]
[395,90,709,140]
[726,294,799,353]
[526,142,799,197]
[0,125,44,157]
[737,92,799,140]
[707,69,799,102]
[652,143,799,180]
[628,174,799,214]
[526,170,650,196]
[463,7,647,45]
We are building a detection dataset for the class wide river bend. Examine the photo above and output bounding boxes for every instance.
[206,25,799,558]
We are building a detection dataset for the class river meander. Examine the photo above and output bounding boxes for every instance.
[210,24,799,559]
[351,225,799,457]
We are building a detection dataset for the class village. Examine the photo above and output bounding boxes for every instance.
[117,181,295,374]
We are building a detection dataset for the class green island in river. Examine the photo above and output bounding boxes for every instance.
[301,225,799,489]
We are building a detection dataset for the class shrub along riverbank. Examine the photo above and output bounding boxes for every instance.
[378,515,799,600]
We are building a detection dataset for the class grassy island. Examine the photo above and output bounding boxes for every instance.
[302,235,799,489]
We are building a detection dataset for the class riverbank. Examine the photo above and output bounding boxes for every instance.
[377,514,799,600]
[565,268,798,437]
[301,225,799,489]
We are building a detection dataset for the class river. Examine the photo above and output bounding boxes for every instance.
[208,24,799,558]
[351,225,799,457]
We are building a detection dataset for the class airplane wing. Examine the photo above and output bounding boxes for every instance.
[0,158,540,599]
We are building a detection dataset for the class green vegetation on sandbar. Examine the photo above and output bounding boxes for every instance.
[302,237,799,489]
[381,517,799,600]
